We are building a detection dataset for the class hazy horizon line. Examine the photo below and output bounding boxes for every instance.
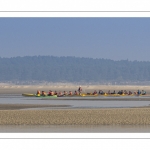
[0,55,148,62]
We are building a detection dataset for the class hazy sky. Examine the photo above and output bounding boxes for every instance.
[0,18,150,61]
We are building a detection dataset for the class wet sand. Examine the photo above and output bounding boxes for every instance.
[0,106,150,125]
[0,104,71,110]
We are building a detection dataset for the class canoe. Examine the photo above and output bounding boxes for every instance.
[22,93,57,98]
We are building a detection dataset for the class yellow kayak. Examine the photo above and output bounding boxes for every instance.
[22,93,57,97]
[22,93,36,97]
[81,94,98,97]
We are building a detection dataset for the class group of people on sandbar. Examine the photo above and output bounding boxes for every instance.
[36,86,82,96]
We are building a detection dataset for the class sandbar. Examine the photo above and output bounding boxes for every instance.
[0,84,149,94]
[0,106,150,125]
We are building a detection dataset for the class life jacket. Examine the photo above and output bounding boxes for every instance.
[49,91,52,95]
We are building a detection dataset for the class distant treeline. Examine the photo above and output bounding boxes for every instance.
[0,56,150,83]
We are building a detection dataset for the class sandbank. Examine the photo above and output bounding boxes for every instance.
[0,84,149,94]
[0,106,150,125]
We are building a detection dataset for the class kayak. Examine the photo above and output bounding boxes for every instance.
[99,94,134,96]
[81,94,98,97]
[62,94,98,97]
[22,93,57,98]
[22,93,147,98]
[22,93,97,97]
[22,93,36,97]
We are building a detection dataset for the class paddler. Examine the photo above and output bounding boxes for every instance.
[141,90,146,95]
[48,90,52,96]
[124,90,128,94]
[58,91,63,96]
[63,91,67,95]
[54,91,57,95]
[41,91,47,96]
[99,90,104,95]
[51,91,54,95]
[128,91,132,95]
[69,91,73,95]
[36,90,40,96]
[74,90,78,95]
[137,90,141,95]
[93,90,97,95]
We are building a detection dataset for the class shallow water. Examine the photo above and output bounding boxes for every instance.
[0,94,150,109]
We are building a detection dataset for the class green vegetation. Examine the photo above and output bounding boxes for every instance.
[0,56,150,84]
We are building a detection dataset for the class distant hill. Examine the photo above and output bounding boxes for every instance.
[0,56,150,84]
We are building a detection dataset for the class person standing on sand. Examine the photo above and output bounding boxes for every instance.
[78,86,82,95]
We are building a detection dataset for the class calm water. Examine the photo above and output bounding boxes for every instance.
[1,94,150,133]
